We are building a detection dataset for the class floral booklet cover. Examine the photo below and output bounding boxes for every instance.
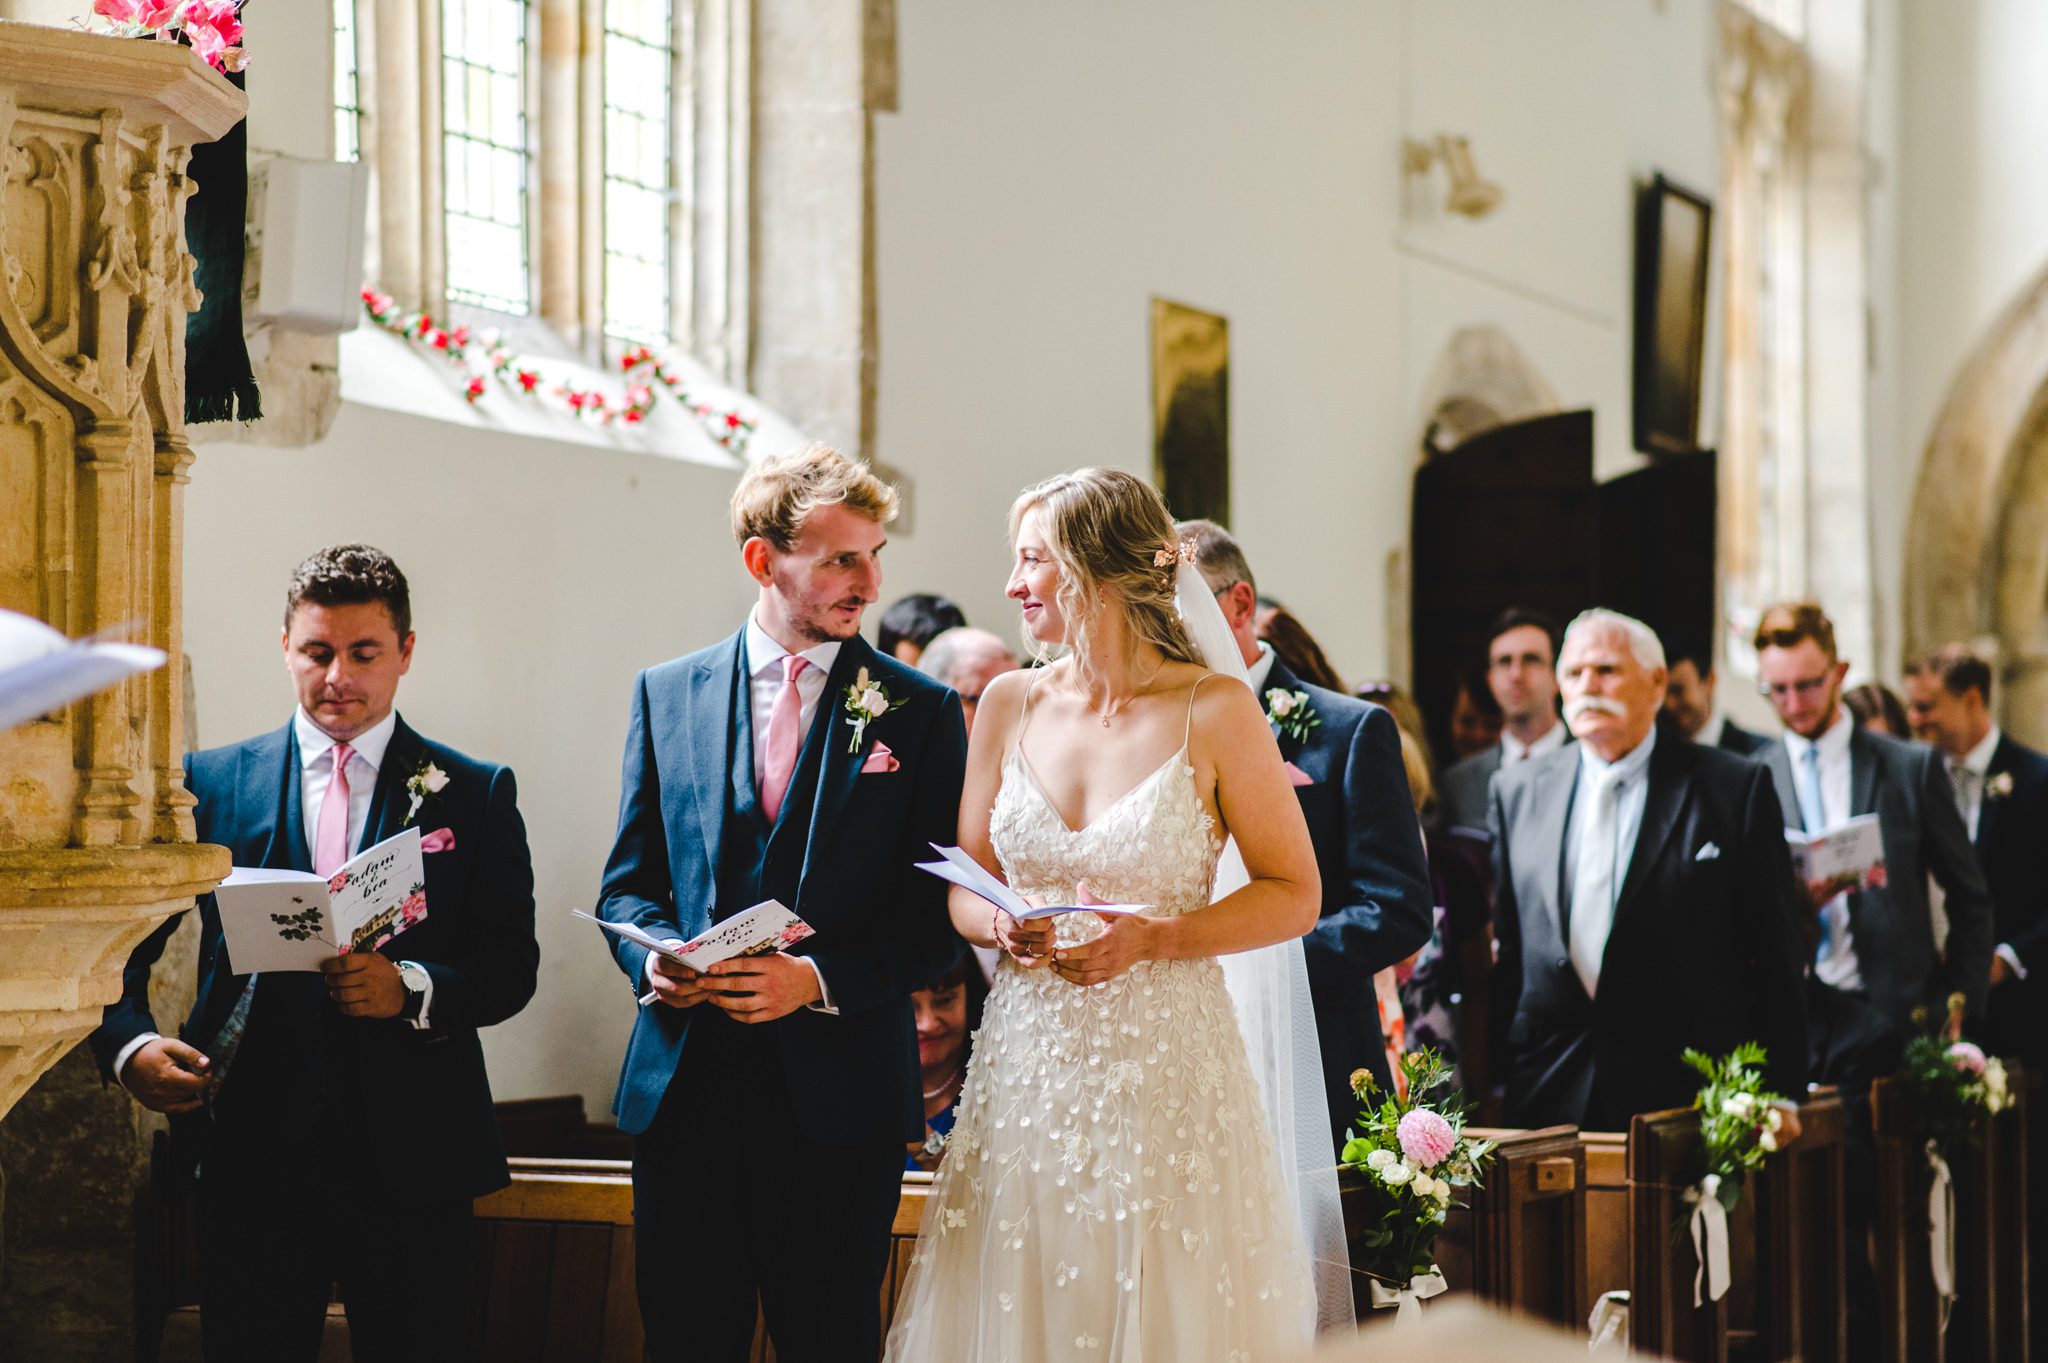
[1784,813,1885,896]
[216,826,427,973]
[575,900,815,971]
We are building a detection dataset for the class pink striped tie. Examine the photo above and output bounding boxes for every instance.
[314,742,355,876]
[759,656,811,822]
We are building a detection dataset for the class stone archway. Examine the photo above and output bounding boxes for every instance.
[1902,260,2048,747]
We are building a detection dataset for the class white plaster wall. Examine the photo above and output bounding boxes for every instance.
[1892,0,2048,662]
[875,0,1722,686]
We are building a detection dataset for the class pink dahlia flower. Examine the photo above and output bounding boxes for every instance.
[1948,1041,1988,1076]
[1396,1108,1456,1170]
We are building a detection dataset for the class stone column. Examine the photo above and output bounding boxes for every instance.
[0,21,241,1360]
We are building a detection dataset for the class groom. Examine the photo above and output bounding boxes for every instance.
[598,443,967,1362]
[1180,520,1434,1146]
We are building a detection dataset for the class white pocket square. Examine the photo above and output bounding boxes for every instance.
[1694,842,1721,862]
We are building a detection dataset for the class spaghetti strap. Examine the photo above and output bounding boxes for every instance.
[1014,666,1046,757]
[1183,672,1215,750]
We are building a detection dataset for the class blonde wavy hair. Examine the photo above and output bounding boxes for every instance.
[730,441,899,549]
[1008,469,1203,691]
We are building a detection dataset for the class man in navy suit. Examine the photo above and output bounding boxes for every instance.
[89,544,540,1362]
[599,444,966,1362]
[1180,521,1433,1145]
[1661,637,1770,756]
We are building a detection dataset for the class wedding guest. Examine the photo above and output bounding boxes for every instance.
[1755,601,1992,1357]
[1181,519,1434,1143]
[1491,609,1808,1130]
[905,955,989,1172]
[1902,645,2048,1070]
[1256,600,1346,692]
[1447,665,1503,762]
[1357,678,1436,783]
[1842,680,1911,738]
[916,626,1019,735]
[1393,725,1495,1097]
[598,444,966,1362]
[89,544,539,1361]
[878,592,967,666]
[1661,636,1769,755]
[1440,607,1568,831]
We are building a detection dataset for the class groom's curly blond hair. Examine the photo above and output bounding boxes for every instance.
[1009,469,1203,688]
[731,442,899,549]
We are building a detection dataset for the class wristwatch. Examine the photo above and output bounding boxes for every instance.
[397,960,430,1022]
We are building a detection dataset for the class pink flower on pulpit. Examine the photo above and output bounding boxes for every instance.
[1396,1109,1456,1170]
[1947,1041,1988,1076]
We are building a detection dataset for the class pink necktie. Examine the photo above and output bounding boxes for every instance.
[314,742,355,876]
[759,656,811,822]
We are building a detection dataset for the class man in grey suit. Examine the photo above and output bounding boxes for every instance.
[1439,607,1569,830]
[1754,601,1992,1357]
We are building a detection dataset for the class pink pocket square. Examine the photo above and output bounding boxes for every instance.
[1283,761,1314,787]
[419,827,457,853]
[860,742,901,774]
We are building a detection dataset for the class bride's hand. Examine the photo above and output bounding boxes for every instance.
[994,906,1056,968]
[1051,883,1157,987]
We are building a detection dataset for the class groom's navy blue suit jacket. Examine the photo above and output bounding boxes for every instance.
[597,628,967,1142]
[1263,658,1434,1125]
[88,715,539,1199]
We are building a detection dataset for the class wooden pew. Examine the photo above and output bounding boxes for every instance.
[470,1157,646,1363]
[1875,1064,2033,1363]
[1580,1130,1630,1310]
[1461,1125,1587,1329]
[1751,1089,1849,1363]
[1626,1105,1753,1363]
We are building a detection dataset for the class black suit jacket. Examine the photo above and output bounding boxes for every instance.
[1262,659,1434,1119]
[1974,733,2048,1061]
[88,715,539,1199]
[1761,726,1994,1027]
[597,629,967,1141]
[1491,736,1809,1130]
[1719,718,1770,757]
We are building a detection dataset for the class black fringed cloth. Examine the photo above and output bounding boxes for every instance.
[184,64,259,424]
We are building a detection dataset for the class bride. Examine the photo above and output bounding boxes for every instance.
[885,469,1346,1361]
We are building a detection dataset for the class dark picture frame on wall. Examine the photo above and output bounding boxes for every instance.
[1150,297,1230,525]
[1631,174,1713,457]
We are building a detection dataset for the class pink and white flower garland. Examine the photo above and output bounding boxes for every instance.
[360,288,757,456]
[88,0,249,75]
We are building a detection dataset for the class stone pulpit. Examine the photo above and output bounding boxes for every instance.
[0,22,239,1357]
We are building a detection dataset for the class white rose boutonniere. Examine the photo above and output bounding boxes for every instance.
[1264,687,1320,744]
[1986,771,2014,800]
[405,756,449,825]
[843,667,897,752]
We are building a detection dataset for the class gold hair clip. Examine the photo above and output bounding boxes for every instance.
[1153,538,1197,569]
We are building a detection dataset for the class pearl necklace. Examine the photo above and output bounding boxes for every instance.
[923,1064,964,1100]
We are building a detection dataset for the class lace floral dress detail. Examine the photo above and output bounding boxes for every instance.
[883,697,1317,1362]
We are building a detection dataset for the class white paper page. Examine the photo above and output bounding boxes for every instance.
[1785,812,1885,888]
[0,608,166,731]
[332,826,426,953]
[216,873,339,973]
[573,909,694,964]
[916,844,1146,918]
[671,899,815,969]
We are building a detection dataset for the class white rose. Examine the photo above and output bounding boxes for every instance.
[1269,692,1295,717]
[1722,1092,1755,1116]
[422,762,450,792]
[1364,1148,1395,1170]
[1765,1107,1784,1132]
[1434,1181,1452,1205]
[1759,1130,1778,1153]
[860,689,889,717]
[1381,1162,1413,1186]
[1412,1174,1437,1198]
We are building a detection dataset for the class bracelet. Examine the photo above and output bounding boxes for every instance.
[991,905,1002,948]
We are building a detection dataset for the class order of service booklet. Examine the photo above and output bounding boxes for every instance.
[1785,813,1887,896]
[915,843,1147,919]
[216,826,427,973]
[575,900,816,971]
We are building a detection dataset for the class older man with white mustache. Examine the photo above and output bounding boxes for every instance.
[1489,609,1811,1131]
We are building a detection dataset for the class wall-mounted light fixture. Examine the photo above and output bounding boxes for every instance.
[1401,135,1503,219]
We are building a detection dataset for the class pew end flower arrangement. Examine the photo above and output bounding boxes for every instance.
[1679,1043,1790,1306]
[1896,993,2014,1326]
[1338,1048,1497,1322]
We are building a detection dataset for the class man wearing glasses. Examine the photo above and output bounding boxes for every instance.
[1753,600,1991,1356]
[1439,607,1570,832]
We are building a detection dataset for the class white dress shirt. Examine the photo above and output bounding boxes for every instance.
[1564,726,1657,996]
[114,708,428,1082]
[1784,712,1862,991]
[1694,710,1728,748]
[1502,718,1568,764]
[643,610,843,1013]
[1244,642,1277,697]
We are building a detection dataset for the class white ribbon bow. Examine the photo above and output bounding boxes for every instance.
[1926,1140,1956,1329]
[1686,1173,1731,1307]
[1367,1265,1448,1328]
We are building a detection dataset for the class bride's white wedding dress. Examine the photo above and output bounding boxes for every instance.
[884,681,1316,1362]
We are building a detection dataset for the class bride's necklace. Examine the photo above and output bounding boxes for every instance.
[923,1064,965,1100]
[1087,662,1164,728]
